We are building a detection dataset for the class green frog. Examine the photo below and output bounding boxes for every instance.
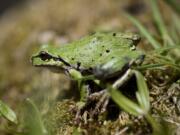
[31,32,145,118]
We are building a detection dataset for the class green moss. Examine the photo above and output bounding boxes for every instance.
[44,100,76,135]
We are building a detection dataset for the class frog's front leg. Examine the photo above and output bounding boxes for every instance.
[68,69,89,108]
[112,69,134,88]
[68,69,101,106]
[68,69,90,121]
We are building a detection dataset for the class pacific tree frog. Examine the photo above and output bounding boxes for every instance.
[31,32,145,118]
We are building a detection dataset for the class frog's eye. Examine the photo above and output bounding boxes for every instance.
[132,34,141,45]
[39,51,52,61]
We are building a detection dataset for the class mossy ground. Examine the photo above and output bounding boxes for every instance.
[44,72,179,135]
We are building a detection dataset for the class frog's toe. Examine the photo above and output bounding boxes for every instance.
[88,90,106,101]
[101,96,110,113]
[75,90,110,122]
[74,109,82,124]
[92,92,110,116]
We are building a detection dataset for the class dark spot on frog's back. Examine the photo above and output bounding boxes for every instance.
[106,49,110,53]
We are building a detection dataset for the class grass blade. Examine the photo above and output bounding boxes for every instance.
[0,100,17,124]
[171,14,180,43]
[125,13,161,49]
[164,0,180,14]
[151,0,175,46]
[22,98,47,135]
[134,70,150,113]
[109,87,144,116]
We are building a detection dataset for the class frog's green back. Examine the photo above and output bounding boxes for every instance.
[39,32,144,78]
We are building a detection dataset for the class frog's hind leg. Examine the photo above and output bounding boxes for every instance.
[67,69,90,121]
[112,69,134,88]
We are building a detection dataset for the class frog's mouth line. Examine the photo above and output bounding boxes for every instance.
[31,51,71,67]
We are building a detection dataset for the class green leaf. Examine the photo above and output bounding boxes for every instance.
[22,98,47,135]
[0,100,17,124]
[125,13,161,49]
[134,70,150,113]
[109,87,144,116]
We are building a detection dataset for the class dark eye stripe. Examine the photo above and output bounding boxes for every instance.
[38,51,71,67]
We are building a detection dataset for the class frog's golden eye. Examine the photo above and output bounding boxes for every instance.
[39,51,52,61]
